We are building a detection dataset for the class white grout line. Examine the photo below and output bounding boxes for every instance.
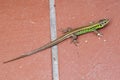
[49,0,59,80]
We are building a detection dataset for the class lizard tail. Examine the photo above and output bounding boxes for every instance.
[3,54,28,64]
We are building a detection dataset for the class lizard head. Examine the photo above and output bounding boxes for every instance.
[98,18,109,28]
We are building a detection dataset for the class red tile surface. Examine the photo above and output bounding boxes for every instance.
[56,0,120,80]
[0,0,51,80]
[0,0,120,80]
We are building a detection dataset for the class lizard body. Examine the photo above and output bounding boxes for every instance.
[3,19,109,63]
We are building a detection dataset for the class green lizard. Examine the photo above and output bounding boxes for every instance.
[3,19,109,63]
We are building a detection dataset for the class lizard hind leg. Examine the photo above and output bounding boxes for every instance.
[71,34,79,46]
[58,27,73,34]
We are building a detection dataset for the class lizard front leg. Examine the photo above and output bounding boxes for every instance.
[94,30,103,37]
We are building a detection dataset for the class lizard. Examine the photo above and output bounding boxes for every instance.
[3,19,109,63]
